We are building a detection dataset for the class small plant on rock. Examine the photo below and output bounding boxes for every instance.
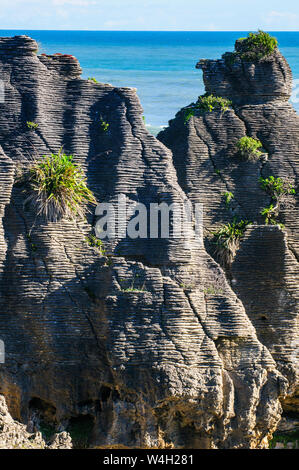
[260,204,277,225]
[236,136,263,160]
[85,233,105,255]
[204,286,224,295]
[88,77,99,83]
[120,273,149,293]
[184,94,232,123]
[184,108,196,123]
[197,94,232,113]
[259,175,295,225]
[26,233,37,253]
[259,176,295,199]
[235,30,278,61]
[100,118,109,133]
[26,121,39,130]
[223,191,234,207]
[212,218,251,267]
[21,150,97,221]
[179,282,195,291]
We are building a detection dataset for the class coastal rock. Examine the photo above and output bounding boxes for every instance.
[0,35,291,448]
[158,36,299,426]
[0,394,72,448]
[197,49,292,104]
[48,431,73,449]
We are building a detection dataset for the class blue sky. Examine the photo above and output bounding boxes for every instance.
[0,0,299,30]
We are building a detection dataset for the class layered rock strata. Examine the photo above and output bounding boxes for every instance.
[0,35,293,448]
[158,38,299,424]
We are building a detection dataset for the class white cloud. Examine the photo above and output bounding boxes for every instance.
[103,20,129,28]
[268,10,298,20]
[52,0,97,6]
[265,10,299,27]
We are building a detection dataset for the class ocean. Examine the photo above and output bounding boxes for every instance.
[1,30,299,135]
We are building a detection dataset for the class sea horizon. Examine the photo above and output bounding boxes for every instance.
[1,29,298,31]
[1,30,299,134]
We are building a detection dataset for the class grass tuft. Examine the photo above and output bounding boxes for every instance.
[20,150,97,222]
[100,118,109,133]
[85,233,105,255]
[236,136,263,160]
[212,219,251,267]
[26,121,39,130]
[235,30,278,61]
[184,94,232,123]
[223,191,234,207]
[259,176,295,199]
[88,77,99,83]
[259,176,295,225]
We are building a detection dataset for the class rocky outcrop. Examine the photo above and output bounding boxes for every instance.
[158,37,299,424]
[197,49,292,105]
[0,394,72,448]
[0,35,293,448]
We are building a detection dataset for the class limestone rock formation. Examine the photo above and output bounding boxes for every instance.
[0,35,293,449]
[0,394,72,448]
[158,36,299,427]
[197,49,292,105]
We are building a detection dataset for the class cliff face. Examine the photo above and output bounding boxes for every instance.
[158,40,299,420]
[0,394,72,449]
[197,48,292,105]
[0,35,292,449]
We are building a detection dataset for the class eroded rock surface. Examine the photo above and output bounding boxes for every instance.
[0,394,72,448]
[158,37,299,427]
[0,35,293,448]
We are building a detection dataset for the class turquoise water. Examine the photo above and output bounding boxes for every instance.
[1,31,299,134]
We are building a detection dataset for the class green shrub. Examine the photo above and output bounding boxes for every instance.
[184,108,196,123]
[197,94,232,113]
[85,233,105,255]
[260,204,277,225]
[88,77,99,83]
[212,219,250,267]
[223,191,234,207]
[26,233,37,252]
[236,136,263,160]
[259,176,295,225]
[204,286,224,295]
[259,176,295,199]
[119,274,149,293]
[121,286,147,293]
[179,282,194,291]
[26,121,39,130]
[184,94,232,123]
[22,150,97,221]
[235,30,278,61]
[100,118,109,133]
